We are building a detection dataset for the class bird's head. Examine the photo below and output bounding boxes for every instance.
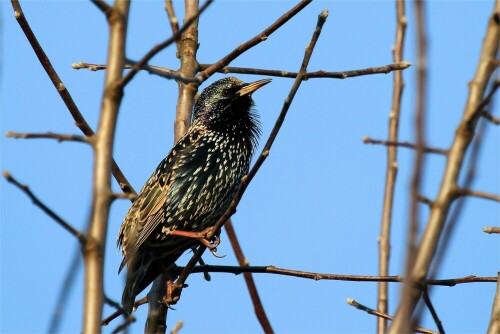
[193,77,271,133]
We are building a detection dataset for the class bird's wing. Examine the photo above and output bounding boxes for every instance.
[118,127,208,268]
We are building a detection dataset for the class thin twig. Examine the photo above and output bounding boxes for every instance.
[102,297,148,326]
[111,315,136,334]
[224,220,274,333]
[164,0,180,49]
[377,2,407,331]
[3,171,87,244]
[6,131,91,144]
[112,192,138,201]
[198,61,411,79]
[475,80,500,114]
[390,2,500,331]
[483,227,500,234]
[168,9,329,306]
[346,299,437,334]
[90,0,113,17]
[73,61,411,81]
[183,265,497,286]
[422,287,445,334]
[100,264,498,323]
[119,0,212,88]
[482,111,500,124]
[456,188,500,202]
[10,0,136,195]
[363,137,447,155]
[195,0,312,82]
[418,195,434,207]
[48,245,83,333]
[170,320,184,334]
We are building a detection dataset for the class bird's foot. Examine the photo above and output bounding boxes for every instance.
[170,227,225,258]
[163,280,182,306]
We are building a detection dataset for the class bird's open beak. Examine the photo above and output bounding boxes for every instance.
[237,79,272,96]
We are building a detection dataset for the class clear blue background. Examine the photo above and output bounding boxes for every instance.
[1,1,499,333]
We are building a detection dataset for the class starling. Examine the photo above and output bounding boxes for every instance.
[118,77,271,313]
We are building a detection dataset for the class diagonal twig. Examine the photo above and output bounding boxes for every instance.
[422,287,445,334]
[169,8,329,306]
[224,220,274,333]
[347,299,437,334]
[195,0,312,82]
[3,171,87,244]
[119,0,213,88]
[10,0,136,196]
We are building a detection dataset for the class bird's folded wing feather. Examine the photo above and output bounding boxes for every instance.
[119,128,207,266]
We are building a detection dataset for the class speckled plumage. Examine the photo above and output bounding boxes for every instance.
[118,77,270,313]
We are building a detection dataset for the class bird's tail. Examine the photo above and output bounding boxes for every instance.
[121,252,154,314]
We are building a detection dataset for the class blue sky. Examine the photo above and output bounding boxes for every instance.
[1,1,499,333]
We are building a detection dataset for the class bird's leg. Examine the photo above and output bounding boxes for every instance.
[163,280,182,306]
[170,226,225,258]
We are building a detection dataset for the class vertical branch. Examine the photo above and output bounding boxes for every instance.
[398,0,428,331]
[376,1,407,333]
[174,0,200,142]
[83,1,130,333]
[389,1,500,332]
[487,272,500,334]
[147,2,201,332]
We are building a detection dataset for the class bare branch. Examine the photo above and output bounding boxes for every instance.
[456,188,500,202]
[169,8,329,306]
[377,2,407,331]
[10,0,135,195]
[422,287,445,334]
[82,1,130,332]
[225,220,274,333]
[6,131,91,144]
[119,0,212,88]
[198,61,411,79]
[487,272,500,333]
[111,315,135,334]
[48,246,82,333]
[73,60,410,81]
[3,171,87,244]
[164,0,180,47]
[195,0,312,82]
[475,80,500,114]
[390,2,500,331]
[170,320,184,334]
[482,111,500,124]
[90,0,113,17]
[185,265,497,286]
[112,192,138,201]
[418,195,434,207]
[173,0,201,143]
[363,137,448,155]
[483,227,500,234]
[102,297,148,326]
[346,299,437,334]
